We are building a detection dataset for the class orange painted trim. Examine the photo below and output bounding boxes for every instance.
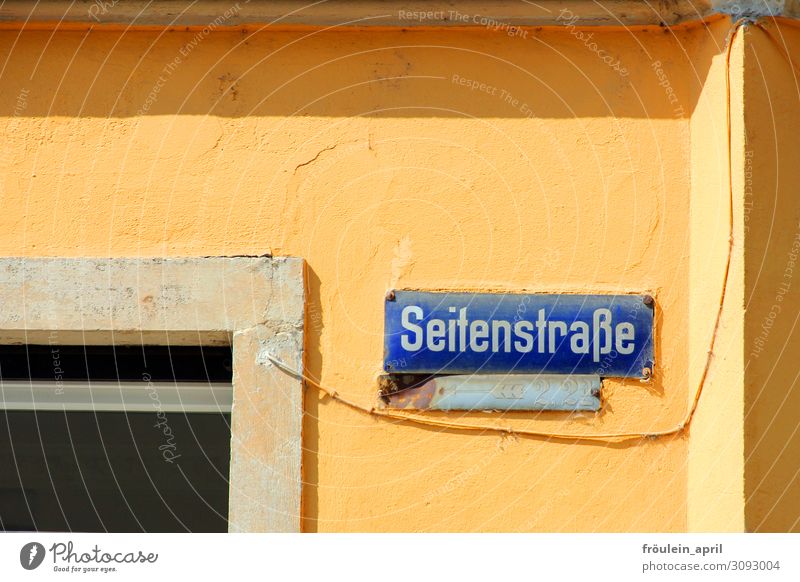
[0,0,722,31]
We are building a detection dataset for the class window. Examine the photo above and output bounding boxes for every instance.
[0,256,305,532]
[0,345,232,532]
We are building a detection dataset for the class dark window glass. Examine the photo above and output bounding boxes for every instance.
[0,345,232,532]
[0,344,232,382]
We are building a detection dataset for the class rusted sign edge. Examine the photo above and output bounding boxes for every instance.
[379,373,601,412]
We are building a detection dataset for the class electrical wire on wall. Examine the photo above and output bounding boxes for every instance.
[267,18,764,444]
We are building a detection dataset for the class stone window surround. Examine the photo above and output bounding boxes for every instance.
[0,256,305,533]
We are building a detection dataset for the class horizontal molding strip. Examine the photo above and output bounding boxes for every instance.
[0,381,232,413]
[0,1,730,30]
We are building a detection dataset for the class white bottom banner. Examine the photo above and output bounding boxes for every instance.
[1,533,798,581]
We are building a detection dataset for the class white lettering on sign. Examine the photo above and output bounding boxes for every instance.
[399,305,636,363]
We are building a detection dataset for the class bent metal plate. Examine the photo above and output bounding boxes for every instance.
[380,374,602,412]
[384,291,654,378]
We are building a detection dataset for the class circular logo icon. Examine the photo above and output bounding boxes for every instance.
[19,542,46,570]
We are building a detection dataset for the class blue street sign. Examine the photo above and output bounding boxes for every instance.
[384,291,654,378]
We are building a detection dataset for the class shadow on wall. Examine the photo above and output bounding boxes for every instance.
[0,26,720,119]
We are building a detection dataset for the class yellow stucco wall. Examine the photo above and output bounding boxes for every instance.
[0,14,787,531]
[687,18,746,533]
[742,20,800,533]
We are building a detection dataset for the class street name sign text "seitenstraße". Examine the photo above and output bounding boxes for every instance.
[384,291,654,378]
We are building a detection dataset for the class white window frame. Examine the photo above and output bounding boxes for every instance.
[0,380,233,412]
